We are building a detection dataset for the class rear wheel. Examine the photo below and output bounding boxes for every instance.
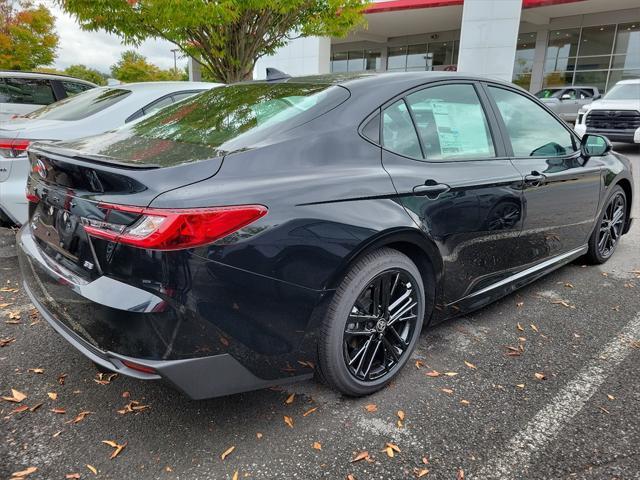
[318,248,425,396]
[586,185,627,264]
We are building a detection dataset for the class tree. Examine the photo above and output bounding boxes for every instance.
[111,50,182,83]
[0,0,58,70]
[58,0,368,83]
[63,64,108,85]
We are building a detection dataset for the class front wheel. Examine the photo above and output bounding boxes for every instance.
[318,248,425,396]
[586,185,627,264]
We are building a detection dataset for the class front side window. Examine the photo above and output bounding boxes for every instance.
[25,87,131,121]
[488,86,577,158]
[405,84,495,161]
[382,100,422,158]
[0,78,55,105]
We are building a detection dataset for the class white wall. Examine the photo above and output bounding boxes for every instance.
[457,0,522,81]
[253,37,331,79]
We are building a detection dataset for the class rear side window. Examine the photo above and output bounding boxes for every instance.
[405,84,495,160]
[382,100,422,158]
[0,77,55,105]
[488,86,577,157]
[120,82,349,151]
[62,81,94,97]
[25,87,131,121]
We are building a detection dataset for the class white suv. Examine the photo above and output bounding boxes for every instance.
[574,79,640,144]
[0,71,97,122]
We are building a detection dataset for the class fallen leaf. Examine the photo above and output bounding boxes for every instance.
[598,406,610,414]
[415,467,429,478]
[460,399,470,405]
[464,361,477,370]
[285,393,295,405]
[443,372,458,377]
[364,404,377,412]
[425,370,441,377]
[397,410,405,421]
[72,411,92,423]
[29,403,43,412]
[534,372,546,380]
[50,408,66,414]
[303,407,318,417]
[86,464,97,475]
[221,445,235,460]
[57,374,67,385]
[530,324,539,333]
[347,475,356,480]
[457,468,465,480]
[551,300,575,309]
[65,474,80,479]
[422,456,429,464]
[385,446,395,458]
[516,384,525,389]
[117,400,150,415]
[52,430,63,438]
[313,441,322,450]
[0,336,16,347]
[2,388,27,403]
[27,368,44,374]
[516,323,524,332]
[11,405,29,414]
[516,301,524,308]
[48,392,57,400]
[351,451,369,463]
[284,415,294,428]
[564,282,574,288]
[232,471,239,480]
[11,466,37,477]
[415,360,424,369]
[102,440,127,459]
[607,394,615,401]
[505,346,521,357]
[440,388,453,395]
[256,432,263,439]
[94,373,118,385]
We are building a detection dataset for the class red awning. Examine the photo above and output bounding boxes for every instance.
[364,0,586,14]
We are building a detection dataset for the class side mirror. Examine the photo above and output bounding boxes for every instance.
[581,134,612,158]
[561,93,572,100]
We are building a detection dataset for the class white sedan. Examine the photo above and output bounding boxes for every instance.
[0,81,220,225]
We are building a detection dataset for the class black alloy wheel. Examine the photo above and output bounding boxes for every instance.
[586,185,627,264]
[318,248,425,396]
[343,270,419,381]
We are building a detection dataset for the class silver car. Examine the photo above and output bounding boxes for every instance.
[535,86,601,122]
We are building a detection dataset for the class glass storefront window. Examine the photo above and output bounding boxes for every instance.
[611,54,640,70]
[614,23,640,55]
[365,50,382,71]
[347,50,364,72]
[388,46,407,71]
[331,52,348,73]
[513,32,537,89]
[429,41,456,69]
[573,71,608,91]
[578,25,616,57]
[575,56,611,71]
[331,50,381,73]
[406,44,427,71]
[547,29,580,59]
[543,71,573,88]
[608,69,640,86]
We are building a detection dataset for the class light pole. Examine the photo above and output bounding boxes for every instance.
[171,48,180,71]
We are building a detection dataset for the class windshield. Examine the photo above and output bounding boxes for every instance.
[25,87,131,121]
[604,83,640,100]
[535,89,562,99]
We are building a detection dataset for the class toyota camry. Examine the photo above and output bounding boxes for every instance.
[17,72,634,399]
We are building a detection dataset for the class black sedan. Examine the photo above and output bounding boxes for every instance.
[18,72,634,398]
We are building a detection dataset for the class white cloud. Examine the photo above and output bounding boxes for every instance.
[44,2,187,74]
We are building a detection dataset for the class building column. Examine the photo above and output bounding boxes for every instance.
[253,36,331,79]
[529,29,549,92]
[457,0,522,81]
[188,57,202,82]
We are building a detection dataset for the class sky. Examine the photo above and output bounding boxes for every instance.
[44,1,186,74]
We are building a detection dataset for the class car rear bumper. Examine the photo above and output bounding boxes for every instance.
[17,224,314,398]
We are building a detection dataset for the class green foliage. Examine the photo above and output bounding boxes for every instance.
[110,50,182,83]
[63,64,108,85]
[58,0,369,83]
[0,0,59,70]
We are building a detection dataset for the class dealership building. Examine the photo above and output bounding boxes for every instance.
[252,0,640,93]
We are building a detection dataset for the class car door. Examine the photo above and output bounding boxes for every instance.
[379,81,525,303]
[557,88,580,121]
[484,83,601,266]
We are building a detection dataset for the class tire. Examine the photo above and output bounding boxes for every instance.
[318,248,425,396]
[585,185,627,264]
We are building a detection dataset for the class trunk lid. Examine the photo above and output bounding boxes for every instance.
[26,139,223,280]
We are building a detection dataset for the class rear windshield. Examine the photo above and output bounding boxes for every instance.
[0,77,55,105]
[120,82,348,151]
[25,87,131,121]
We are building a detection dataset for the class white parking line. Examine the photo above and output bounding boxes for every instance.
[474,312,640,480]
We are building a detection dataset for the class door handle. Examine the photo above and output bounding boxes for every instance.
[524,171,546,187]
[412,180,450,198]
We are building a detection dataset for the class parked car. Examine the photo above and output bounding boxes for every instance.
[0,81,220,225]
[574,79,640,144]
[535,85,600,122]
[0,71,96,122]
[17,73,634,399]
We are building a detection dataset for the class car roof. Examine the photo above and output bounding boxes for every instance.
[0,70,97,85]
[616,78,640,85]
[107,81,221,92]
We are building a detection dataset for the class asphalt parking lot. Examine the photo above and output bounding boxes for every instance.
[1,144,639,480]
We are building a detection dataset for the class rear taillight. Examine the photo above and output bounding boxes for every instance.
[82,203,268,250]
[0,139,30,158]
